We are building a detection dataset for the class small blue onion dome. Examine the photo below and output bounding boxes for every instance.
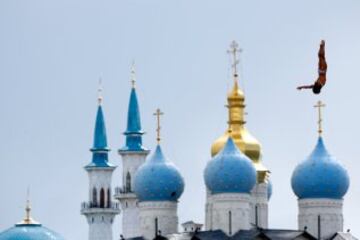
[291,137,350,199]
[0,223,65,240]
[267,180,273,200]
[204,137,257,194]
[134,145,185,201]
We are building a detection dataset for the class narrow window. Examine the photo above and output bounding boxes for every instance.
[100,188,105,208]
[107,188,111,208]
[155,217,159,237]
[229,211,232,235]
[126,172,131,192]
[92,187,97,207]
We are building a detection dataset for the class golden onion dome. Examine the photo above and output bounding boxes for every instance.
[211,78,269,183]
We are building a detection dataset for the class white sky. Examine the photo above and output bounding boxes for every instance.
[1,1,360,239]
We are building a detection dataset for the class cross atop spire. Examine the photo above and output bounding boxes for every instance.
[153,108,164,144]
[314,100,326,136]
[98,78,103,105]
[131,62,136,88]
[227,40,242,78]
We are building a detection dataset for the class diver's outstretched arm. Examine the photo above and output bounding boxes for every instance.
[297,84,314,90]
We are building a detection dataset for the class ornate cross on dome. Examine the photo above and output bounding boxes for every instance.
[227,40,242,78]
[98,78,103,105]
[130,62,136,88]
[314,100,326,135]
[153,108,164,144]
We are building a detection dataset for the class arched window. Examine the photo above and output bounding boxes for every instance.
[126,172,131,192]
[92,187,97,207]
[100,188,105,208]
[107,188,111,208]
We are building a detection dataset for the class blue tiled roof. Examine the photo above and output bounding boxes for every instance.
[134,145,184,201]
[291,137,349,199]
[0,223,65,240]
[204,138,257,194]
[120,88,147,152]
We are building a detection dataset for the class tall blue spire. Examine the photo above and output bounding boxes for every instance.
[120,67,147,152]
[87,98,114,168]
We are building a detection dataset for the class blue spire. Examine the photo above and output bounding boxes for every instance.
[86,104,114,168]
[120,87,147,152]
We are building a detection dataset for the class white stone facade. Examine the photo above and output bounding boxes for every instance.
[207,193,252,235]
[82,167,120,240]
[87,168,115,204]
[139,201,179,240]
[85,212,116,240]
[116,151,149,238]
[298,198,344,239]
[250,182,268,228]
[205,188,212,231]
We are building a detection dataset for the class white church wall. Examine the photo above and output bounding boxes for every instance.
[298,198,344,240]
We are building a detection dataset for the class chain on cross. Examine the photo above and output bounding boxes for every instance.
[314,100,326,135]
[153,108,164,144]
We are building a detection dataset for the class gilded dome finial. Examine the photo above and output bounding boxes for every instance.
[130,61,136,88]
[314,100,326,136]
[18,187,39,225]
[153,108,164,144]
[97,78,103,105]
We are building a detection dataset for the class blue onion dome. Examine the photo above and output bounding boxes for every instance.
[291,137,350,199]
[204,137,257,194]
[267,179,273,200]
[134,145,185,201]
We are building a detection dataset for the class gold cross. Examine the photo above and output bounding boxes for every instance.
[98,78,103,105]
[227,40,242,77]
[314,100,326,135]
[153,108,164,144]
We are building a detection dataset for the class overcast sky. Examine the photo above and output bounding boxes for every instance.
[1,1,360,239]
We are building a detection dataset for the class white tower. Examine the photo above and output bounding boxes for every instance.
[291,101,350,239]
[204,137,257,235]
[134,109,185,240]
[81,93,120,240]
[249,180,271,229]
[208,40,271,231]
[114,68,149,239]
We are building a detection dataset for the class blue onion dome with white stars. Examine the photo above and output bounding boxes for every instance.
[291,137,350,199]
[204,137,257,194]
[0,203,65,240]
[134,145,185,201]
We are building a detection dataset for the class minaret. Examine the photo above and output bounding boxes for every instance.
[81,83,120,240]
[134,108,185,240]
[207,41,270,230]
[114,65,150,239]
[291,101,350,239]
